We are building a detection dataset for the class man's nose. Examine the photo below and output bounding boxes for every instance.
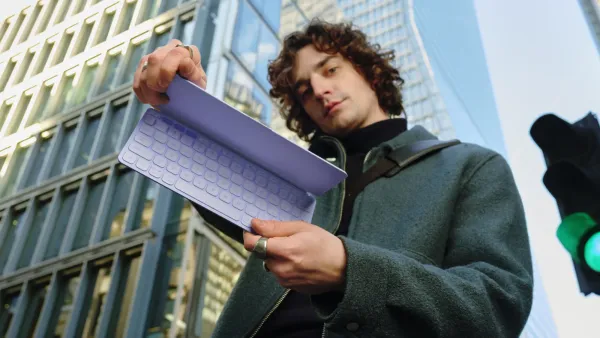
[311,76,332,100]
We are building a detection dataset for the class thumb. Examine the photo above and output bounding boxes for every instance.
[251,218,308,237]
[178,57,207,89]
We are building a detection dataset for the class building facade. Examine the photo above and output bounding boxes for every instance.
[579,0,600,55]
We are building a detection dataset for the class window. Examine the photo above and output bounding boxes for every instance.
[45,186,78,260]
[34,40,55,75]
[98,48,123,94]
[80,265,113,337]
[12,49,35,84]
[52,32,73,66]
[232,1,260,72]
[53,0,72,25]
[113,255,141,337]
[0,292,21,337]
[250,0,282,32]
[73,20,95,56]
[17,198,52,269]
[72,176,107,251]
[1,144,30,197]
[28,83,53,125]
[0,60,17,92]
[96,11,115,45]
[224,62,272,124]
[5,94,32,135]
[53,74,75,116]
[100,103,127,156]
[104,169,135,240]
[155,28,172,50]
[2,12,26,52]
[130,178,157,230]
[20,282,49,336]
[20,4,43,43]
[22,132,53,188]
[49,125,76,178]
[163,0,180,12]
[117,1,136,35]
[0,208,26,272]
[122,39,149,85]
[52,274,81,336]
[142,1,162,22]
[73,61,99,106]
[255,26,278,90]
[73,114,101,168]
[71,0,87,16]
[179,18,195,45]
[36,0,59,34]
[0,101,12,134]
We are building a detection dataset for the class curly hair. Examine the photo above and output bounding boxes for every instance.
[267,19,405,142]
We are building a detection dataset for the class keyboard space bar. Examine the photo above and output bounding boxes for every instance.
[175,180,241,221]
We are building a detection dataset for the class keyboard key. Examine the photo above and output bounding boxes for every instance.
[243,168,255,180]
[268,205,278,217]
[149,166,164,178]
[153,156,167,167]
[267,182,279,194]
[217,177,231,190]
[206,149,219,160]
[218,167,231,178]
[122,151,136,163]
[231,161,244,174]
[160,116,173,125]
[233,198,245,210]
[205,171,217,183]
[242,215,253,228]
[256,187,269,199]
[129,142,154,160]
[167,163,181,175]
[243,180,257,193]
[230,184,242,197]
[155,120,169,132]
[191,163,205,176]
[268,194,280,206]
[281,200,292,213]
[207,184,220,196]
[219,191,232,204]
[242,191,255,203]
[142,114,157,125]
[193,141,206,153]
[211,143,223,152]
[167,139,180,150]
[280,211,293,221]
[245,204,258,217]
[134,134,153,147]
[165,150,178,161]
[259,211,271,220]
[136,159,150,171]
[231,173,244,185]
[193,176,207,189]
[218,155,232,167]
[288,194,297,205]
[278,188,290,199]
[206,159,219,172]
[180,146,193,158]
[178,157,191,169]
[181,134,195,146]
[193,153,207,165]
[154,131,168,143]
[255,198,267,210]
[168,127,182,140]
[152,143,166,154]
[162,173,176,185]
[140,124,155,136]
[255,175,268,187]
[180,170,194,182]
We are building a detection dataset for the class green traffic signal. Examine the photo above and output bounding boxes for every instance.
[557,212,600,273]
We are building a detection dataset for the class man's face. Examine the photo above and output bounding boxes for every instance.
[292,45,386,137]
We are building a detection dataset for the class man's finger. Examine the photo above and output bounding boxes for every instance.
[178,57,207,89]
[174,43,201,66]
[242,232,291,260]
[133,55,149,102]
[251,219,310,238]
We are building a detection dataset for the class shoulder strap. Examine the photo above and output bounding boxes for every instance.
[346,139,461,198]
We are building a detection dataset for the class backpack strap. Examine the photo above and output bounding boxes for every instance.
[346,139,461,198]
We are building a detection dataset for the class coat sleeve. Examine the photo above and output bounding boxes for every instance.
[310,154,534,337]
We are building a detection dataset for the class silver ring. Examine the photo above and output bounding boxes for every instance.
[176,44,194,60]
[142,61,148,72]
[252,237,268,260]
[263,261,270,272]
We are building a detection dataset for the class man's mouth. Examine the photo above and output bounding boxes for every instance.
[325,100,344,118]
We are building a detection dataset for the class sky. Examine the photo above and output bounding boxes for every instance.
[474,0,600,337]
[1,0,599,337]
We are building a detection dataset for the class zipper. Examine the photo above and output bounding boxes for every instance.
[247,136,348,338]
[363,148,374,168]
[320,136,347,338]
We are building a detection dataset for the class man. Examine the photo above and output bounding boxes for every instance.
[134,20,533,338]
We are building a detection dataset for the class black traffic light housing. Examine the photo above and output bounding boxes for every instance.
[530,112,600,296]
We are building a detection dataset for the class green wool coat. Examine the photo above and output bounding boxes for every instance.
[192,125,534,338]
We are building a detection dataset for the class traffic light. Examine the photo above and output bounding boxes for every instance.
[530,112,600,295]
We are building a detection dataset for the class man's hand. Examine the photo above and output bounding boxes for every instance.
[133,39,207,106]
[243,219,347,295]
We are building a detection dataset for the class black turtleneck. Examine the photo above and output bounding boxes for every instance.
[254,118,408,338]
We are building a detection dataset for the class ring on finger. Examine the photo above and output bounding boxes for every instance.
[262,261,270,272]
[176,44,194,60]
[252,237,268,260]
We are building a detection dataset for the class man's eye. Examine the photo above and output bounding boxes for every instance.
[328,67,338,74]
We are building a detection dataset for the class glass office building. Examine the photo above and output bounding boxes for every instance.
[579,0,600,55]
